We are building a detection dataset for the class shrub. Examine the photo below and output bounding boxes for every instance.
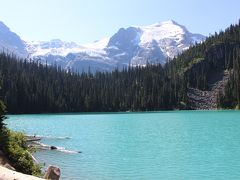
[0,100,41,176]
[3,129,42,176]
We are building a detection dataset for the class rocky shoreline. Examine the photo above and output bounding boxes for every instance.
[26,135,81,153]
[0,150,43,180]
[0,136,62,180]
[0,166,44,180]
[0,153,60,180]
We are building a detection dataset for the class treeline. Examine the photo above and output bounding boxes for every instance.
[0,21,240,113]
[0,54,185,113]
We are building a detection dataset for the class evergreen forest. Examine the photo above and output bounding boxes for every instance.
[0,21,239,114]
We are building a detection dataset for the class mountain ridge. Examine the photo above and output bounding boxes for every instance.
[0,20,205,72]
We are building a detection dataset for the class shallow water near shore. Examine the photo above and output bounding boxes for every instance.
[6,110,240,180]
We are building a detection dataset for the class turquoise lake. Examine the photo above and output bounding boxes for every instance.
[6,111,240,180]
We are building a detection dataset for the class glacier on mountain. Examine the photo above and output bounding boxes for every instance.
[0,20,205,72]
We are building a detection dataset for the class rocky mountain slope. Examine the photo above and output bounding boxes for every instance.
[0,22,27,58]
[187,71,230,110]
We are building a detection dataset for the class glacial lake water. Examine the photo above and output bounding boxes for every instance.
[6,111,240,180]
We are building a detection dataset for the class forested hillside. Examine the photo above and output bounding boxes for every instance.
[0,21,239,113]
[0,53,185,113]
[170,21,240,109]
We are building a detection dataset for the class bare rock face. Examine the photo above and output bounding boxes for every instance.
[43,165,61,180]
[187,70,230,110]
[0,21,28,58]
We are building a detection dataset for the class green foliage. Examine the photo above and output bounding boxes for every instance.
[170,21,240,104]
[0,100,6,128]
[0,100,7,151]
[2,129,41,176]
[0,100,41,176]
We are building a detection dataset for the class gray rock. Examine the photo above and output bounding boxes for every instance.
[43,165,61,180]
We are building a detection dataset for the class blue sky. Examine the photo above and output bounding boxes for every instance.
[0,0,239,44]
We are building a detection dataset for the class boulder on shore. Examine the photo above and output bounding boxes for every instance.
[43,165,61,180]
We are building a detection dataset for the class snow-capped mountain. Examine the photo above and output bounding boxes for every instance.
[0,21,28,57]
[138,20,203,58]
[26,39,114,72]
[104,20,205,67]
[0,20,205,72]
[26,39,84,56]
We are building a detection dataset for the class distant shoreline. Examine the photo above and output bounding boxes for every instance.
[6,109,239,116]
